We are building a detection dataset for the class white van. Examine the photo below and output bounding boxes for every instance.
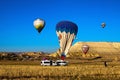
[41,60,57,66]
[56,60,68,66]
[41,60,68,66]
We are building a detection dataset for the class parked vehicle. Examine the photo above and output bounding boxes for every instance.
[56,60,68,66]
[41,60,68,66]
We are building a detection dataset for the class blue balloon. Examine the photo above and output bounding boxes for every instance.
[56,21,78,35]
[56,21,78,60]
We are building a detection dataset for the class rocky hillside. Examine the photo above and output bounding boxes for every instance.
[50,42,120,59]
[70,42,120,54]
[0,52,49,61]
[1,42,120,60]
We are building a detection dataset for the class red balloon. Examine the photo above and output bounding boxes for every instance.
[81,45,89,54]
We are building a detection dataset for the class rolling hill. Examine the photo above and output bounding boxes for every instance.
[50,42,120,60]
[0,42,120,61]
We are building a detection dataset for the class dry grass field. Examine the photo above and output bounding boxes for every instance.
[0,42,120,80]
[0,60,120,80]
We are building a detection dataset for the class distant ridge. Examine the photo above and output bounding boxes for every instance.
[50,42,120,58]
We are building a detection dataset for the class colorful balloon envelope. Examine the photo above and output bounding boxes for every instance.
[81,45,89,54]
[33,18,45,33]
[56,21,78,60]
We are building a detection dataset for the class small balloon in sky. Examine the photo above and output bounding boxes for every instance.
[33,18,45,33]
[101,22,106,28]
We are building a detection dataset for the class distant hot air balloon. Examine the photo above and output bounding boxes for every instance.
[101,22,106,28]
[56,21,78,60]
[33,18,45,33]
[81,45,89,54]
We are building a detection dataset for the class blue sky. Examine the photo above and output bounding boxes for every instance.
[0,0,120,52]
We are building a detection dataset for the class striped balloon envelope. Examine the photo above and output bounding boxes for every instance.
[56,21,78,60]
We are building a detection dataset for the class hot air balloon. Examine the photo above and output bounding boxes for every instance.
[33,18,45,33]
[101,22,106,28]
[81,45,89,54]
[56,21,78,60]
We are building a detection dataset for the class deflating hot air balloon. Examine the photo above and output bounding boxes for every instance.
[81,45,89,54]
[33,18,45,33]
[101,22,106,28]
[56,21,78,60]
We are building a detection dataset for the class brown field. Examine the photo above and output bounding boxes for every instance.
[0,59,120,80]
[0,42,120,80]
